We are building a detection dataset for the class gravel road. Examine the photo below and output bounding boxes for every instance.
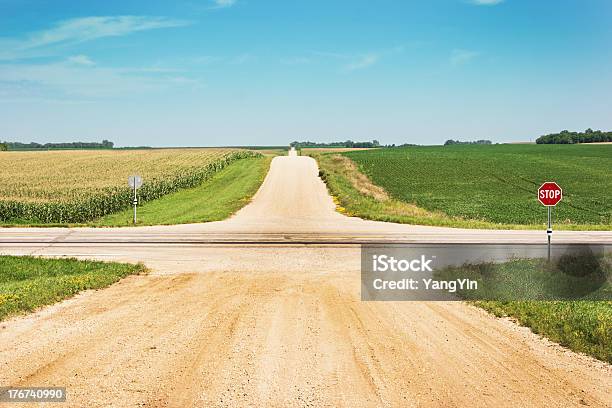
[0,154,610,407]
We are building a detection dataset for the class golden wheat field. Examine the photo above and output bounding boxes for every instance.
[0,148,257,223]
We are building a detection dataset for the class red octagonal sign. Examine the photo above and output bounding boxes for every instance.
[538,182,563,206]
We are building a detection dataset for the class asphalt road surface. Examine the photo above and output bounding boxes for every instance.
[0,154,610,407]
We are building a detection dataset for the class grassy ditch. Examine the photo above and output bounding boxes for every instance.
[0,256,146,321]
[94,155,271,226]
[435,253,611,363]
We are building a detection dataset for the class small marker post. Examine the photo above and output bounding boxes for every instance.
[128,175,143,225]
[133,184,137,224]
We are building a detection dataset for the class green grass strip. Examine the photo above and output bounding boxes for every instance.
[475,300,611,363]
[435,256,611,363]
[0,255,146,321]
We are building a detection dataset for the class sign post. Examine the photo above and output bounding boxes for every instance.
[537,182,563,262]
[128,175,143,224]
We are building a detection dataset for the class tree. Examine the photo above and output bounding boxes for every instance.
[0,143,7,151]
[290,140,381,148]
[3,140,115,150]
[444,139,491,146]
[536,129,612,144]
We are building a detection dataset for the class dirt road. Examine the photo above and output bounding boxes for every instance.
[1,155,611,407]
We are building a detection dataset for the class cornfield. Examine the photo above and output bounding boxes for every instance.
[0,149,259,223]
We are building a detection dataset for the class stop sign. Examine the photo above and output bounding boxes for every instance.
[538,182,563,206]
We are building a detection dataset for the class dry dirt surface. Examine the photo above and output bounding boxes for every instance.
[0,153,611,407]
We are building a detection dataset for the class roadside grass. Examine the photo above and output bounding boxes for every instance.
[435,255,611,363]
[95,156,271,226]
[312,149,612,230]
[1,156,271,227]
[0,255,146,321]
[475,300,611,363]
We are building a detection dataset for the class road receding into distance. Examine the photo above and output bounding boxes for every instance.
[1,150,610,407]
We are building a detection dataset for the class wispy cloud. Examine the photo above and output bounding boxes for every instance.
[164,53,254,68]
[67,55,95,66]
[306,46,404,72]
[280,56,312,66]
[231,53,254,65]
[192,55,223,65]
[311,51,349,59]
[450,49,480,65]
[0,16,191,60]
[345,54,379,71]
[469,0,504,5]
[211,0,237,9]
[0,61,200,100]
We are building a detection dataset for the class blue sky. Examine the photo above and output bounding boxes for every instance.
[0,0,610,146]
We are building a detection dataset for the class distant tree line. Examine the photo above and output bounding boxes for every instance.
[444,139,492,146]
[0,142,7,151]
[536,129,612,144]
[386,143,418,147]
[290,140,381,148]
[1,140,114,150]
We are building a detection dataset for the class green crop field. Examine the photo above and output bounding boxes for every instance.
[336,144,612,228]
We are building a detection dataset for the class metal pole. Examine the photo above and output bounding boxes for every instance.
[547,206,552,262]
[133,185,137,224]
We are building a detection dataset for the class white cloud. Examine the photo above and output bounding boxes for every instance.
[0,16,191,60]
[193,55,223,65]
[345,54,379,71]
[211,0,237,9]
[312,51,351,59]
[67,55,95,66]
[308,46,403,72]
[231,53,254,65]
[280,57,312,65]
[450,49,480,65]
[470,0,504,5]
[0,17,201,103]
[0,61,199,99]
